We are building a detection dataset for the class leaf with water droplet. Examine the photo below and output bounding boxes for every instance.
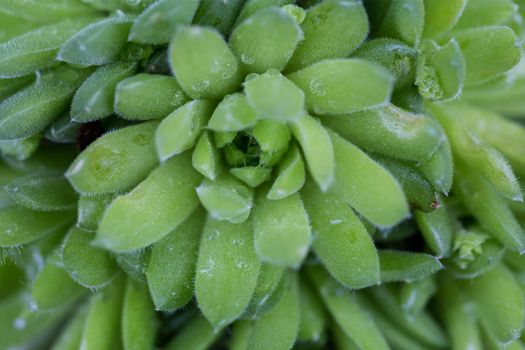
[416,39,465,101]
[169,26,241,99]
[230,7,302,73]
[196,174,254,224]
[71,63,136,122]
[122,278,159,350]
[79,276,124,350]
[245,71,304,122]
[302,180,380,289]
[208,93,257,132]
[115,73,189,121]
[96,152,201,251]
[253,189,311,268]
[5,173,77,212]
[61,227,118,289]
[0,65,91,140]
[0,206,73,247]
[328,130,409,228]
[307,265,389,350]
[267,144,305,200]
[192,131,223,181]
[379,250,443,283]
[288,59,394,115]
[454,26,521,87]
[247,271,300,350]
[66,121,159,195]
[0,19,96,78]
[155,100,213,161]
[129,0,200,44]
[291,114,334,192]
[286,0,368,71]
[195,216,261,329]
[147,208,205,311]
[58,15,134,66]
[32,253,87,310]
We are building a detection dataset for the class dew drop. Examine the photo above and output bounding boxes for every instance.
[240,54,255,65]
[192,80,210,92]
[309,79,326,96]
[13,318,26,330]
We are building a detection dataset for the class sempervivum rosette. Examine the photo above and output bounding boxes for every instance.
[1,0,525,349]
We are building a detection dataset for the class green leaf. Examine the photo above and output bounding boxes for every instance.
[115,250,148,283]
[298,278,326,344]
[253,190,311,268]
[165,315,223,350]
[230,167,272,187]
[207,93,257,132]
[129,0,200,44]
[0,19,95,78]
[71,63,136,122]
[115,73,189,121]
[32,254,86,310]
[352,38,418,89]
[50,302,89,350]
[417,140,453,194]
[197,174,254,224]
[399,277,437,315]
[244,71,305,122]
[0,66,91,140]
[307,266,389,350]
[252,119,291,153]
[267,144,305,200]
[416,39,465,101]
[0,206,72,247]
[235,0,294,26]
[230,7,302,73]
[169,26,242,99]
[455,0,518,29]
[77,194,113,232]
[462,264,525,344]
[192,131,223,181]
[61,227,118,289]
[302,180,380,289]
[122,279,159,350]
[196,216,261,328]
[5,173,77,211]
[96,152,201,251]
[423,0,466,38]
[322,104,444,162]
[286,0,368,71]
[378,0,425,46]
[66,122,159,195]
[58,15,134,66]
[193,0,246,35]
[243,264,285,319]
[79,277,124,350]
[290,114,334,191]
[0,0,98,23]
[147,208,205,311]
[0,135,40,161]
[328,130,409,228]
[0,75,35,101]
[44,113,80,144]
[414,202,453,258]
[454,164,525,253]
[155,100,214,161]
[247,272,300,350]
[454,26,521,87]
[288,59,394,115]
[379,250,443,283]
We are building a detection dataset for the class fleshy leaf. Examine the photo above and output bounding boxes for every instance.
[115,73,189,121]
[252,190,311,268]
[195,216,261,328]
[66,122,159,195]
[423,0,467,38]
[96,152,201,251]
[169,26,242,99]
[455,0,518,29]
[230,167,272,187]
[192,131,223,181]
[378,250,443,283]
[378,0,425,46]
[267,144,305,200]
[414,202,454,258]
[208,93,257,132]
[288,59,394,115]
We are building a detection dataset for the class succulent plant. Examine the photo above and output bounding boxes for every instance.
[1,0,525,349]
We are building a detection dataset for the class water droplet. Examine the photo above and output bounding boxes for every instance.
[13,318,26,330]
[236,261,249,269]
[192,80,210,92]
[245,73,258,82]
[232,239,245,245]
[309,79,326,96]
[240,54,255,65]
[126,0,141,5]
[330,219,343,225]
